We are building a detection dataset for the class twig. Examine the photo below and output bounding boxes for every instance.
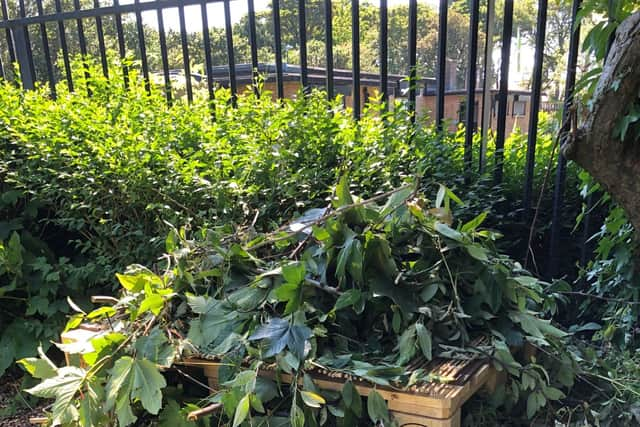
[174,366,215,393]
[245,184,413,251]
[249,209,260,229]
[305,278,342,296]
[187,403,222,421]
[150,186,195,216]
[557,291,640,304]
[524,122,564,271]
[90,296,119,305]
[0,296,26,301]
[289,233,311,260]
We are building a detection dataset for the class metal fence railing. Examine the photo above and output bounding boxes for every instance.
[0,0,583,277]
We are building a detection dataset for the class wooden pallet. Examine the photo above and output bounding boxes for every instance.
[180,356,495,427]
[60,325,495,426]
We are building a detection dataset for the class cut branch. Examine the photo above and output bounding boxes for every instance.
[187,403,223,421]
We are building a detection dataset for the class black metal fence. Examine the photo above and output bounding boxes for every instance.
[0,0,583,277]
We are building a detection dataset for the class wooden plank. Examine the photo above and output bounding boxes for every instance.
[180,358,495,421]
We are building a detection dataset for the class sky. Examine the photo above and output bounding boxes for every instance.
[127,0,440,32]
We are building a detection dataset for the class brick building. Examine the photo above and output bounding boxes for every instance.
[189,63,534,136]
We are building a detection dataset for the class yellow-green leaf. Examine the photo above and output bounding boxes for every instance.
[232,394,250,427]
[300,390,326,408]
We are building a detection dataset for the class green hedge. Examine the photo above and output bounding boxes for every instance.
[0,61,580,376]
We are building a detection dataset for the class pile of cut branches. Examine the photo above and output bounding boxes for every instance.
[20,179,576,426]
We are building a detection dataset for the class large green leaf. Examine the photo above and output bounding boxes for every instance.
[131,358,167,414]
[232,394,250,427]
[159,400,196,427]
[105,356,167,426]
[396,325,416,365]
[341,381,362,417]
[25,366,87,426]
[249,317,312,359]
[366,390,390,424]
[415,323,433,360]
[19,346,57,379]
[135,328,176,367]
[333,175,353,208]
[334,289,362,312]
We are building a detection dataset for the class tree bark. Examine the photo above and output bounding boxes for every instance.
[562,12,640,231]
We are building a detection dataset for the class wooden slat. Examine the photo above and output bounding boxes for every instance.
[180,358,495,421]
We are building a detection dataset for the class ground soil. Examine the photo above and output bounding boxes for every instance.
[0,370,48,427]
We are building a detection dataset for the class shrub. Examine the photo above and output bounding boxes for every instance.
[0,63,434,376]
[0,59,581,379]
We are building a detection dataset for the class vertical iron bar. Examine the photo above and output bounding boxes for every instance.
[93,0,109,78]
[479,3,489,140]
[247,0,259,91]
[134,0,150,93]
[12,27,35,89]
[73,0,88,58]
[54,0,73,91]
[408,0,417,120]
[17,0,35,84]
[548,0,582,278]
[223,0,237,104]
[379,0,388,109]
[464,0,480,172]
[201,0,215,103]
[479,0,495,173]
[157,7,171,103]
[273,0,284,98]
[298,0,308,90]
[351,0,360,119]
[1,0,16,66]
[436,0,448,131]
[324,0,333,99]
[113,0,129,88]
[36,0,56,98]
[493,0,513,184]
[73,0,91,94]
[178,3,193,102]
[523,0,548,217]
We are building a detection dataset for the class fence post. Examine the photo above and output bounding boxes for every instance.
[548,0,582,278]
[11,26,35,90]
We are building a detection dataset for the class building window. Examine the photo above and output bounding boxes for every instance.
[513,100,526,116]
[458,100,466,123]
[457,99,479,130]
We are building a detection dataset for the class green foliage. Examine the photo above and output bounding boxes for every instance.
[559,344,640,426]
[0,57,586,424]
[21,181,576,426]
[575,174,638,348]
[0,59,423,376]
[0,57,583,383]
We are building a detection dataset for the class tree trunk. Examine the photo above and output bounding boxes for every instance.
[562,12,640,231]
